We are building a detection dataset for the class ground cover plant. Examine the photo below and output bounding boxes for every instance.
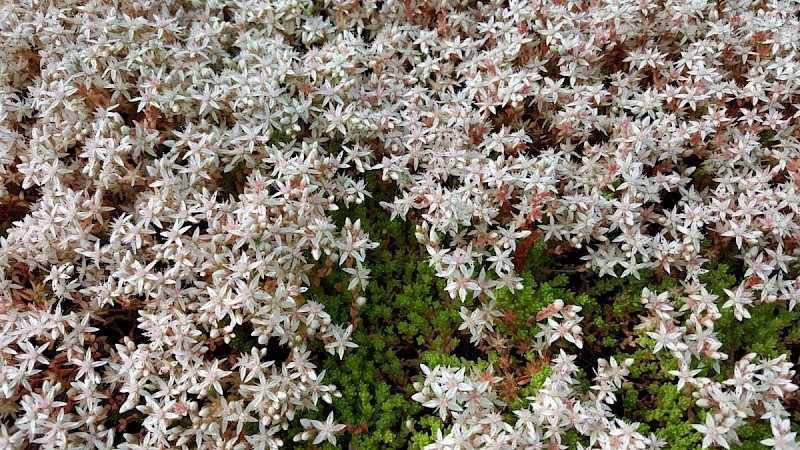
[1,0,800,448]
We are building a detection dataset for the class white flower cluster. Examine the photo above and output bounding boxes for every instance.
[417,301,798,450]
[1,0,381,447]
[412,364,506,423]
[0,0,798,448]
[533,298,584,350]
[416,348,661,450]
[690,353,798,450]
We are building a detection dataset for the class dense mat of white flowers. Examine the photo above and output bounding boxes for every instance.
[0,0,799,448]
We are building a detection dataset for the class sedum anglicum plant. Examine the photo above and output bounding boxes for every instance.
[0,0,798,448]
